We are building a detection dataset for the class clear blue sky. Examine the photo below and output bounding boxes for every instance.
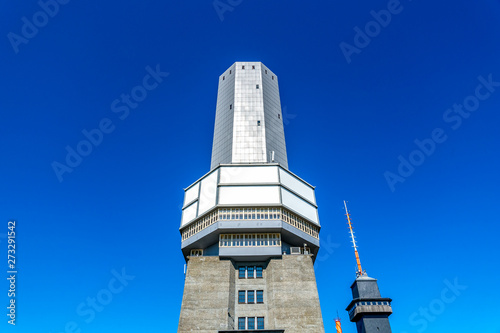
[2,0,500,332]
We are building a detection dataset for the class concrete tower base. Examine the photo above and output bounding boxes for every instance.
[178,255,325,333]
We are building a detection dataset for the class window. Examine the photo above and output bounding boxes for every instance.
[238,317,264,330]
[230,70,232,74]
[247,290,255,303]
[278,113,280,119]
[238,317,245,330]
[265,70,268,74]
[230,104,232,110]
[190,249,203,256]
[257,317,265,329]
[247,317,255,329]
[252,65,255,69]
[272,76,274,80]
[239,290,263,304]
[242,65,245,69]
[223,76,225,80]
[256,290,263,303]
[256,84,259,89]
[256,266,263,278]
[257,120,261,126]
[247,266,254,279]
[238,266,264,279]
[238,290,246,303]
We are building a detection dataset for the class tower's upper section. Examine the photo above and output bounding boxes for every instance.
[210,62,288,170]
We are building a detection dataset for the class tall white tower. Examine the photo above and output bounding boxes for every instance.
[178,62,324,333]
[211,62,288,169]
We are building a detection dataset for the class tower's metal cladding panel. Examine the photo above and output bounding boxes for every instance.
[211,62,288,170]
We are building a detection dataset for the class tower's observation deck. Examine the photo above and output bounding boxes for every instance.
[180,163,320,260]
[179,62,321,261]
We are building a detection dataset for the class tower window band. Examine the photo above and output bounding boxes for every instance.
[238,265,263,279]
[182,207,320,241]
[237,317,265,330]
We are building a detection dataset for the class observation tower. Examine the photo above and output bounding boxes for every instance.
[177,62,325,333]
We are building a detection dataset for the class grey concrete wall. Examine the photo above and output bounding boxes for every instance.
[266,255,325,333]
[178,256,235,332]
[178,255,325,332]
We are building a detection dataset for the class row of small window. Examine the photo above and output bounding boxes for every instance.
[181,207,319,241]
[355,301,391,306]
[238,317,265,330]
[219,207,281,220]
[349,301,391,315]
[239,266,263,279]
[222,67,274,80]
[220,233,281,248]
[238,290,264,304]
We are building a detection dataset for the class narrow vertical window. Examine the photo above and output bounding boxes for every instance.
[278,113,281,119]
[247,266,254,278]
[257,120,261,126]
[256,266,263,278]
[230,104,232,110]
[223,76,225,80]
[256,84,259,89]
[238,317,246,330]
[230,70,232,74]
[247,290,255,303]
[256,290,264,303]
[272,76,274,80]
[247,317,255,330]
[265,70,268,74]
[239,267,246,279]
[252,65,255,69]
[242,65,245,69]
[257,317,265,329]
[238,290,246,303]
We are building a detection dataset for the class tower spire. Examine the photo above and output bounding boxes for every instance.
[343,200,365,277]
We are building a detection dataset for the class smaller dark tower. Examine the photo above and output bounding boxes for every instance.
[343,201,393,333]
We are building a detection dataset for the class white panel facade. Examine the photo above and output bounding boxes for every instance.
[219,165,279,184]
[197,170,218,216]
[281,188,319,225]
[219,186,281,205]
[279,168,316,204]
[181,202,198,227]
[184,182,199,206]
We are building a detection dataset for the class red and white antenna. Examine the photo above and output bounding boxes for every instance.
[344,200,366,277]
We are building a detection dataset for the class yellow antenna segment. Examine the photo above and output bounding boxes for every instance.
[344,200,365,277]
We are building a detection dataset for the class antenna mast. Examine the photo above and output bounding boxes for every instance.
[335,310,342,333]
[344,200,365,277]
